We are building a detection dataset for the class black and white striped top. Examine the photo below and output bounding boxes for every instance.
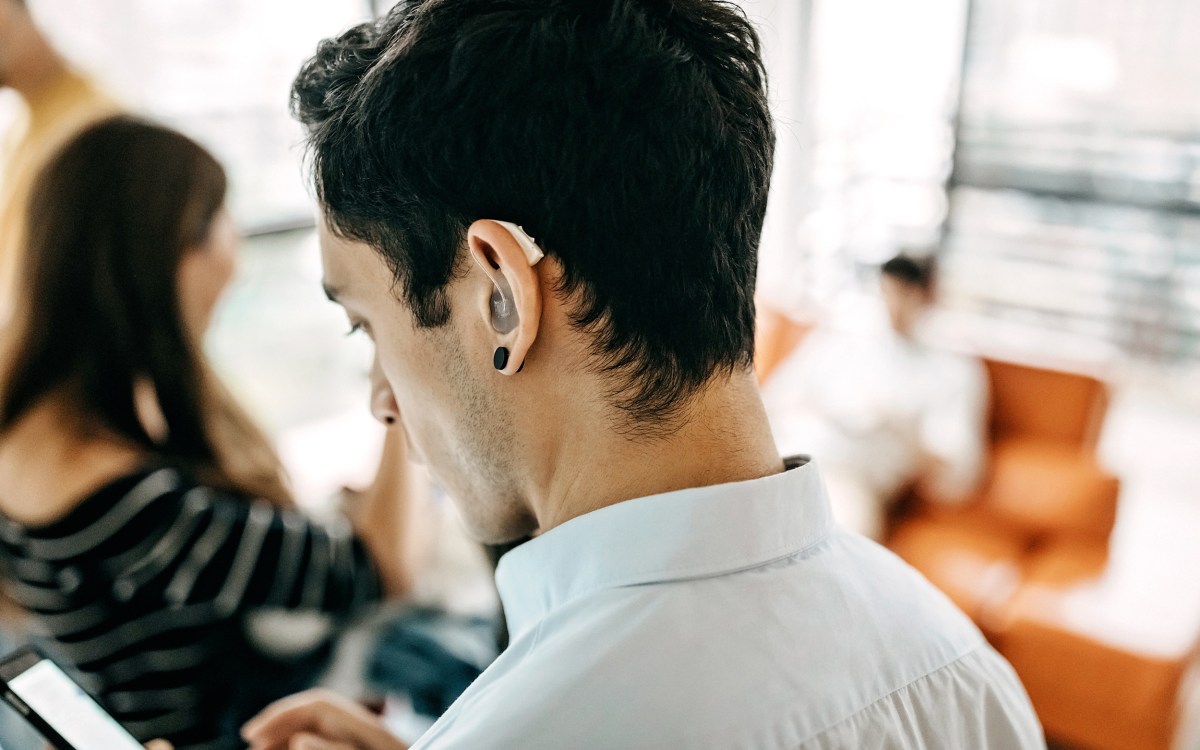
[0,466,381,750]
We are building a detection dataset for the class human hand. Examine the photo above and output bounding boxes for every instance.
[345,420,433,599]
[145,741,173,750]
[242,689,408,750]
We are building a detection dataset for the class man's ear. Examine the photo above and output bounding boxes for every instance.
[466,220,544,375]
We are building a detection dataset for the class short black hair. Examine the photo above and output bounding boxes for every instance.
[881,253,936,291]
[291,0,774,431]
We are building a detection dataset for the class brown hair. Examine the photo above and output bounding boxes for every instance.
[0,116,291,506]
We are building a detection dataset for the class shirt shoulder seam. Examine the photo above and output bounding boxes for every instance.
[802,639,990,742]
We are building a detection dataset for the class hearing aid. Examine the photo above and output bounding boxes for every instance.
[495,221,544,265]
[489,222,544,370]
[490,277,519,334]
[488,222,543,335]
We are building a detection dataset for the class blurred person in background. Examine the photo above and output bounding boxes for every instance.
[760,252,989,539]
[0,116,412,750]
[0,0,118,321]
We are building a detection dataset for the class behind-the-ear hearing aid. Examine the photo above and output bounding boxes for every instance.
[488,223,544,359]
[490,276,519,334]
[487,220,544,336]
[495,221,544,265]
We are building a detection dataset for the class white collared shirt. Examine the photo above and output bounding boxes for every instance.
[413,460,1044,749]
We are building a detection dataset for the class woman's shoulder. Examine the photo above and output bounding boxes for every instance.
[0,401,161,528]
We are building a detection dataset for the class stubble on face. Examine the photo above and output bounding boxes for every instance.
[320,219,538,543]
[424,315,536,544]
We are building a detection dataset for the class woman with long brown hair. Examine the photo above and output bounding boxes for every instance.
[0,116,404,750]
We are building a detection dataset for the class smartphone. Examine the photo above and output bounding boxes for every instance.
[0,646,144,750]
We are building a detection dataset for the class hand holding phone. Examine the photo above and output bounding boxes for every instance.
[0,646,144,750]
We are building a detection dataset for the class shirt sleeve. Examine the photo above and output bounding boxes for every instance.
[917,355,990,502]
[104,483,383,618]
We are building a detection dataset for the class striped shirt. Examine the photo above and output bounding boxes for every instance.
[0,466,381,749]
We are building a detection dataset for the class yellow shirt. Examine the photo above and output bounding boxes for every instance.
[0,70,118,321]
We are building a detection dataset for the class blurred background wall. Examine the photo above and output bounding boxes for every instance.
[752,0,1200,394]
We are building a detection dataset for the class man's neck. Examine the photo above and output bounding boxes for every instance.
[530,370,784,533]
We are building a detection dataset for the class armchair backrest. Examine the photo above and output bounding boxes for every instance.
[985,359,1109,451]
[755,305,812,384]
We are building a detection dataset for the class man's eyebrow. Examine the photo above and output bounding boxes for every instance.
[322,282,340,303]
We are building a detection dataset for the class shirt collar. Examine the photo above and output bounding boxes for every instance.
[495,457,832,641]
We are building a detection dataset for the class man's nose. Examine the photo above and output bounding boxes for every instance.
[369,358,399,426]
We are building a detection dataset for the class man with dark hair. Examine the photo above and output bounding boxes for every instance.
[881,252,935,288]
[762,251,989,539]
[242,2,1041,748]
[880,253,939,335]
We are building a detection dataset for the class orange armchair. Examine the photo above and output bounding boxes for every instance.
[884,360,1200,750]
[887,359,1120,634]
